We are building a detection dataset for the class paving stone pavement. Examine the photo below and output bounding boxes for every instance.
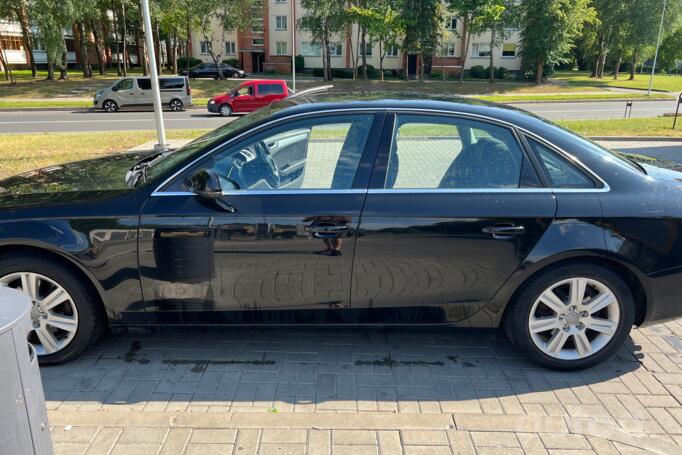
[40,319,682,454]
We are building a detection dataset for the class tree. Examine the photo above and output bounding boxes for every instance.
[659,28,682,73]
[15,0,37,78]
[399,0,443,81]
[32,0,74,80]
[476,0,516,82]
[519,0,595,84]
[299,0,346,81]
[448,0,490,82]
[348,0,402,81]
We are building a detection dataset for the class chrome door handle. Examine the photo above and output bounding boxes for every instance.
[482,225,525,239]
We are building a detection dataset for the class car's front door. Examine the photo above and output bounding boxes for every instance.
[139,112,383,323]
[112,78,136,106]
[136,78,153,106]
[352,112,557,324]
[232,84,256,112]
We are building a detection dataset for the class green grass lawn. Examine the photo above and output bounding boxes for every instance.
[557,117,682,138]
[552,70,682,93]
[479,92,672,103]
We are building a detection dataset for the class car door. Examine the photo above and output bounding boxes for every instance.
[139,112,383,324]
[136,78,153,106]
[352,112,557,324]
[232,84,256,112]
[112,78,136,107]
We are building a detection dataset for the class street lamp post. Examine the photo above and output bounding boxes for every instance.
[291,0,296,92]
[140,0,168,151]
[648,0,667,96]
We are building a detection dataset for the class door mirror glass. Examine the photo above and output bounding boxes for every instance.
[187,168,223,199]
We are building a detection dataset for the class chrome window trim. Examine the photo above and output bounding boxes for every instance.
[151,106,610,197]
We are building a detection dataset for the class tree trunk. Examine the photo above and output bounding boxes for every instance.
[458,18,469,83]
[172,30,178,74]
[361,26,367,79]
[59,49,68,80]
[153,19,161,72]
[0,40,10,81]
[77,22,92,78]
[418,52,423,82]
[122,2,128,76]
[165,33,173,70]
[113,8,122,76]
[379,40,384,82]
[46,61,54,80]
[613,54,622,79]
[489,27,495,83]
[536,61,543,84]
[16,0,37,78]
[185,19,191,75]
[629,50,637,80]
[91,21,105,75]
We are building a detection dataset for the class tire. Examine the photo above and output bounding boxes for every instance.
[102,99,118,112]
[219,104,232,117]
[504,263,634,371]
[169,99,184,111]
[0,252,107,365]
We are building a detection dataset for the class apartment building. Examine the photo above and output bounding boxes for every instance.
[190,0,522,76]
[0,20,77,68]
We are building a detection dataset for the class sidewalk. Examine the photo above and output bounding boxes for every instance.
[43,321,682,454]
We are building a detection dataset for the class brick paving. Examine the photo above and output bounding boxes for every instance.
[41,320,682,454]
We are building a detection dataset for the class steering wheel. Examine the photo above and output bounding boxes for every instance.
[254,141,281,188]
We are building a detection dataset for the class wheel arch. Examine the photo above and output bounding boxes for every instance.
[499,254,648,328]
[0,243,109,321]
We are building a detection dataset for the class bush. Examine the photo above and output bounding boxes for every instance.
[177,56,201,69]
[222,58,241,69]
[295,55,305,72]
[312,67,354,78]
[265,69,277,75]
[430,70,444,80]
[494,66,508,80]
[468,65,486,79]
[357,64,378,79]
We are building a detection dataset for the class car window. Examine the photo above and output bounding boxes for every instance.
[526,138,595,188]
[210,114,374,191]
[160,78,184,90]
[259,83,285,95]
[137,78,151,90]
[237,86,253,96]
[116,78,133,90]
[385,114,539,189]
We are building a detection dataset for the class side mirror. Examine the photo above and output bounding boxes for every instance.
[111,85,119,92]
[187,168,222,199]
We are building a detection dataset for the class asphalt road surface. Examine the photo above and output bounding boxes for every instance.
[0,99,677,134]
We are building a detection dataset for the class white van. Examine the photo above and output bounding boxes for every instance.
[93,76,192,112]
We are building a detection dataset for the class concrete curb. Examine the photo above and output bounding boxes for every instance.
[503,97,674,104]
[589,136,682,142]
[46,410,681,454]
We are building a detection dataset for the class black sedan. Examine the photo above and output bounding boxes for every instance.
[1,94,681,370]
[180,62,246,79]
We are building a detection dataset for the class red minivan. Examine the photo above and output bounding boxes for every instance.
[207,80,290,116]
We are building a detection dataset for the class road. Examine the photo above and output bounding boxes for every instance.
[0,98,678,134]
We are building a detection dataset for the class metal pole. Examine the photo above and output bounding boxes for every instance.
[140,0,167,151]
[291,0,296,92]
[648,0,667,96]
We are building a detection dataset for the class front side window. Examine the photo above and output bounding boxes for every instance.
[526,138,594,188]
[385,114,539,190]
[210,115,374,191]
[115,78,133,90]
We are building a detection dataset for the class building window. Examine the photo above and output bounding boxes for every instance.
[329,42,343,57]
[502,43,517,57]
[361,42,372,57]
[472,43,491,57]
[252,38,264,47]
[275,0,286,2]
[275,15,287,30]
[225,41,236,55]
[301,41,321,57]
[446,16,457,30]
[386,45,399,57]
[445,43,457,57]
[276,41,288,55]
[200,41,211,54]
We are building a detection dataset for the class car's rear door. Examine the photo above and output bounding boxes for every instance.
[352,112,557,324]
[139,111,384,324]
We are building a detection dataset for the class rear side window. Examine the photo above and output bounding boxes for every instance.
[160,78,184,90]
[385,114,540,189]
[137,78,151,90]
[258,83,285,95]
[526,138,595,188]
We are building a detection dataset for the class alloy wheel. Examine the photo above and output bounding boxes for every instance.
[528,277,620,360]
[170,100,183,111]
[0,272,79,356]
[103,100,117,112]
[220,104,232,116]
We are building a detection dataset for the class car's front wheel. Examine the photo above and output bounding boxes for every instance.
[0,253,106,365]
[102,100,118,112]
[169,99,184,111]
[219,104,232,117]
[505,263,634,370]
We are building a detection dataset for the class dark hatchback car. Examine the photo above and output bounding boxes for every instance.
[1,94,682,370]
[180,62,246,79]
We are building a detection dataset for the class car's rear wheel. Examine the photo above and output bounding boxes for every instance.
[219,104,232,117]
[169,99,184,111]
[505,264,634,370]
[0,253,106,365]
[102,100,118,112]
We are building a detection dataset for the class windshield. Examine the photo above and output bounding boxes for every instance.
[141,107,272,184]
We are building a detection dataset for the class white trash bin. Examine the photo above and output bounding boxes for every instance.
[0,287,53,455]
